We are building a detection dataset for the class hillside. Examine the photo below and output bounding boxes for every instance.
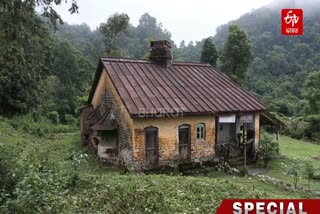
[214,4,320,116]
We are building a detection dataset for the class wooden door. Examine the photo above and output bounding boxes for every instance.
[145,127,159,166]
[179,125,191,160]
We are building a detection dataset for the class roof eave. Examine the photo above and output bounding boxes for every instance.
[130,109,266,119]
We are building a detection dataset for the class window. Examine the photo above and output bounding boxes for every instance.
[196,123,205,140]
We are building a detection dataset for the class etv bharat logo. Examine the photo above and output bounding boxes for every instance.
[281,9,303,35]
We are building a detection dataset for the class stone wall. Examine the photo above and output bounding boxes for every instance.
[132,115,216,167]
[91,69,134,167]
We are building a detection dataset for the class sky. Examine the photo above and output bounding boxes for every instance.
[54,0,275,43]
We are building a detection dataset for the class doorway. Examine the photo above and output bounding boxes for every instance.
[145,127,159,166]
[179,124,191,160]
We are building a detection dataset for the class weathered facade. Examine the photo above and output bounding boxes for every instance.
[80,40,269,169]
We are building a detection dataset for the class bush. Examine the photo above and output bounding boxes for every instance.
[8,115,75,137]
[305,114,320,141]
[0,143,24,205]
[0,148,86,212]
[283,158,304,189]
[239,167,248,177]
[66,152,88,187]
[258,132,280,168]
[284,118,310,139]
[303,159,315,190]
[283,115,320,141]
[47,111,60,124]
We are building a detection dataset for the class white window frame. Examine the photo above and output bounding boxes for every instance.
[196,123,206,140]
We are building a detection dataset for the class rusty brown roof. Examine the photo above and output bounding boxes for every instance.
[88,57,267,117]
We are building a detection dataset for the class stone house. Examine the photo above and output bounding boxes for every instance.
[80,40,276,169]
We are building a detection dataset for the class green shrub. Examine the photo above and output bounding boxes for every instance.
[258,132,280,168]
[303,159,315,190]
[47,111,60,124]
[66,152,88,187]
[283,115,320,141]
[0,143,24,205]
[239,167,248,177]
[283,158,304,189]
[284,118,309,139]
[3,163,66,213]
[64,114,77,125]
[305,114,320,140]
[8,115,75,137]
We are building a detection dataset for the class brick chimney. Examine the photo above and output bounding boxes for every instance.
[149,40,173,67]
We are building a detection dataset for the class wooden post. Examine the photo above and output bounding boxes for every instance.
[243,124,247,168]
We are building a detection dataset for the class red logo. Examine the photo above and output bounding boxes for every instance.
[281,9,303,36]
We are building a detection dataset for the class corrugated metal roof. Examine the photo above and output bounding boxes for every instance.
[89,57,267,117]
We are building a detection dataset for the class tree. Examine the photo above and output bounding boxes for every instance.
[44,39,93,121]
[220,25,252,86]
[258,133,280,168]
[200,38,218,66]
[99,13,130,55]
[0,0,78,115]
[303,71,320,114]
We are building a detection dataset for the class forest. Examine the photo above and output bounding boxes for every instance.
[1,0,320,212]
[1,0,319,139]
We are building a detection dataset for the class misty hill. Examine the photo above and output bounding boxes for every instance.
[51,4,320,117]
[214,3,320,116]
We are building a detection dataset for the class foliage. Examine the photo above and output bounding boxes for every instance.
[47,111,60,124]
[0,0,78,115]
[7,115,75,137]
[258,133,280,168]
[283,158,304,189]
[0,143,23,204]
[67,152,88,187]
[200,37,218,66]
[174,40,204,62]
[99,13,130,54]
[45,39,94,122]
[283,117,310,140]
[3,154,66,213]
[0,14,53,115]
[304,160,315,190]
[239,167,248,177]
[112,13,173,59]
[303,71,320,114]
[215,5,320,122]
[220,24,252,86]
[305,115,320,141]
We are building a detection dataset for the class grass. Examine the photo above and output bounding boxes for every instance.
[260,136,320,192]
[0,118,315,213]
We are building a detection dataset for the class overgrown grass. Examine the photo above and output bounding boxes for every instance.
[0,119,313,213]
[262,136,320,191]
